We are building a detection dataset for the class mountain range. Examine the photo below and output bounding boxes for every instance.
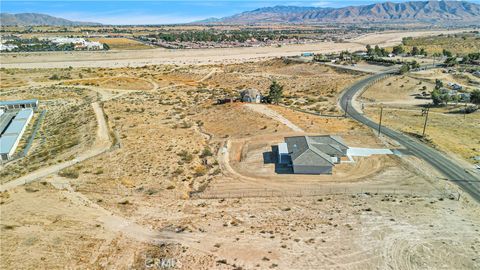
[198,1,480,24]
[0,13,101,26]
[1,1,480,26]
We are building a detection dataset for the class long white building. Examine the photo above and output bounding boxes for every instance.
[0,108,33,161]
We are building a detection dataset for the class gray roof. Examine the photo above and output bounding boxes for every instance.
[309,142,343,156]
[240,89,261,98]
[285,135,349,167]
[0,112,16,135]
[285,136,334,166]
[0,99,38,107]
[309,135,348,150]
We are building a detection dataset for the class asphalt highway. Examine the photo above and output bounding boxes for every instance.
[339,72,480,203]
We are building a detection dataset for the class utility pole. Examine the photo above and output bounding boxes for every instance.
[378,107,383,136]
[344,99,349,117]
[422,107,430,137]
[464,102,467,120]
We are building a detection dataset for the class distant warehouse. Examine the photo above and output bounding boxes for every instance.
[0,99,38,111]
[0,108,34,161]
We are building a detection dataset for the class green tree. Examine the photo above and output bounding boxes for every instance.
[411,46,420,56]
[392,45,404,55]
[374,45,381,56]
[410,60,420,69]
[435,79,443,90]
[441,94,451,106]
[399,64,410,74]
[471,89,480,104]
[442,49,453,57]
[267,80,284,105]
[366,44,373,56]
[431,89,442,106]
[444,57,458,67]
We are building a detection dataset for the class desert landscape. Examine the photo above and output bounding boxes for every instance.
[1,1,480,269]
[2,56,480,269]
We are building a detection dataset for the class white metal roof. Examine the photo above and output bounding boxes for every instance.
[14,108,33,120]
[2,120,26,135]
[0,134,18,154]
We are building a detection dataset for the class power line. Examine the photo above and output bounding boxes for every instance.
[422,107,430,137]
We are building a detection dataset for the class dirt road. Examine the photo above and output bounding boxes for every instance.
[0,102,111,192]
[244,104,304,132]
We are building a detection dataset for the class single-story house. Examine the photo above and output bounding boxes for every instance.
[240,89,262,103]
[280,135,349,174]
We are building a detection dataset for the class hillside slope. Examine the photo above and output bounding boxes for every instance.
[0,13,101,26]
[201,1,480,24]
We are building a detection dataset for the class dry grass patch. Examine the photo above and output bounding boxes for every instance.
[89,37,151,50]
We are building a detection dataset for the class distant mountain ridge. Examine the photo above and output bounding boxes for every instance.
[197,1,480,24]
[0,13,101,26]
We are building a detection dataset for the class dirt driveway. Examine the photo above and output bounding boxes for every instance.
[244,104,304,132]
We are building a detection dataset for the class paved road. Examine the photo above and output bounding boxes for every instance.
[340,72,480,203]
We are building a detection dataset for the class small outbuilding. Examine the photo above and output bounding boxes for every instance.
[240,89,262,103]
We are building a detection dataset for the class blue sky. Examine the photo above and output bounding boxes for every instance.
[2,0,480,25]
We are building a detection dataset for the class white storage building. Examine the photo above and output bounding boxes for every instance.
[0,108,33,161]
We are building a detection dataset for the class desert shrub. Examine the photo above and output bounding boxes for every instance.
[58,168,79,178]
[178,150,193,163]
[194,165,207,177]
[180,121,191,128]
[172,168,184,176]
[200,147,213,158]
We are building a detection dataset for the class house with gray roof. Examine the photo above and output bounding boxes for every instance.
[281,135,349,174]
[240,89,262,103]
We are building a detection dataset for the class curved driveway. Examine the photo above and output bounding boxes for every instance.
[339,72,480,203]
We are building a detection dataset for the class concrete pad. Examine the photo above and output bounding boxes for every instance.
[347,147,393,157]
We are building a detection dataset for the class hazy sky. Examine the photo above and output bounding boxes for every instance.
[2,0,480,25]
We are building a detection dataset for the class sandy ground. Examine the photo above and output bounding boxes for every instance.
[0,29,468,69]
[324,62,397,74]
[0,102,111,192]
[244,104,304,132]
[1,59,480,269]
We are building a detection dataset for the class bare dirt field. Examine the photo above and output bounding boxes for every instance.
[361,74,435,105]
[1,59,480,269]
[410,69,480,92]
[0,29,468,69]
